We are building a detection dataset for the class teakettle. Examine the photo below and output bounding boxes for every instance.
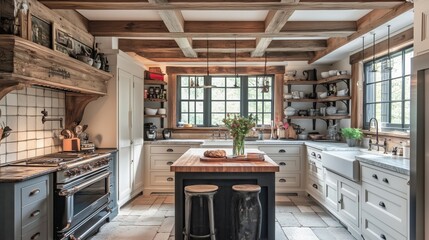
[303,69,317,81]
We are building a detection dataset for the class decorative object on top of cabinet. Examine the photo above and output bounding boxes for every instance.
[145,67,165,81]
[284,74,351,130]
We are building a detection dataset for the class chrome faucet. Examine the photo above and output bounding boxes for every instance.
[368,117,387,153]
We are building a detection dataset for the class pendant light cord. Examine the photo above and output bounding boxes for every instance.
[206,39,209,77]
[371,32,377,72]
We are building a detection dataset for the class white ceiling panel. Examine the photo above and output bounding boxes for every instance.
[289,10,372,21]
[182,10,269,21]
[77,10,162,21]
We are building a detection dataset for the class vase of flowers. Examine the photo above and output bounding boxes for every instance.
[223,114,256,156]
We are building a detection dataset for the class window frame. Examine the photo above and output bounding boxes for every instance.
[176,75,274,127]
[363,46,413,132]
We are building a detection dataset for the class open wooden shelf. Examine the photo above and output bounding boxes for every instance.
[144,98,167,103]
[284,74,351,85]
[144,80,167,85]
[285,96,351,102]
[286,115,350,120]
[144,114,167,118]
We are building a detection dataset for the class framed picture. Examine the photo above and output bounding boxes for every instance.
[30,15,52,48]
[53,26,92,58]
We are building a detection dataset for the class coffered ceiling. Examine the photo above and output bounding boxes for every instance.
[41,0,414,65]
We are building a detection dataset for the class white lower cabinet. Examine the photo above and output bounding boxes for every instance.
[259,145,304,193]
[322,170,361,239]
[144,144,199,195]
[360,163,409,240]
[306,147,325,203]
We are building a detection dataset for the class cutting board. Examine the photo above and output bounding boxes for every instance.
[200,154,265,162]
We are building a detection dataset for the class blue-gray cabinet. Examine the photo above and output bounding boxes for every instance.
[0,174,53,240]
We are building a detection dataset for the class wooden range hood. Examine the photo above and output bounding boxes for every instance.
[0,35,113,128]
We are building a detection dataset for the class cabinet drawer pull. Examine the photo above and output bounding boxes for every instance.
[166,148,174,152]
[31,232,40,240]
[372,174,378,180]
[311,152,316,157]
[312,184,318,189]
[338,199,342,204]
[317,154,321,159]
[279,149,286,153]
[382,178,389,184]
[379,201,386,208]
[279,162,286,166]
[30,210,41,217]
[279,179,286,183]
[167,177,174,181]
[29,189,40,197]
[166,161,174,165]
[380,234,386,240]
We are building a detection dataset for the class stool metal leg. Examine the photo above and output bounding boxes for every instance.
[207,194,216,240]
[184,193,192,240]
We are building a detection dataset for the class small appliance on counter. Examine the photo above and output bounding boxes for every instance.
[145,123,158,140]
[162,128,172,139]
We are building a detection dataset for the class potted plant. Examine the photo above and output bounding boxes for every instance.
[341,128,363,147]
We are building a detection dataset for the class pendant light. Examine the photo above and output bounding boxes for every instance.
[369,32,378,73]
[193,39,215,88]
[384,25,393,71]
[234,38,239,88]
[261,52,270,93]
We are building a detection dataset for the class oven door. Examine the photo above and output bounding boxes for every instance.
[55,168,111,238]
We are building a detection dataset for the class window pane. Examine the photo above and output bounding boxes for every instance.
[196,101,204,112]
[181,88,189,100]
[391,78,402,101]
[263,114,271,125]
[405,50,413,75]
[196,88,204,100]
[227,101,240,112]
[189,88,195,99]
[391,55,403,78]
[196,114,204,125]
[212,77,225,87]
[404,76,410,100]
[248,102,256,112]
[181,77,189,86]
[212,101,225,112]
[181,102,188,112]
[181,113,188,122]
[212,88,224,100]
[405,101,410,125]
[189,102,195,112]
[264,102,272,112]
[226,77,237,87]
[227,88,240,100]
[212,114,225,125]
[248,88,257,99]
[391,102,402,124]
[248,77,257,87]
[189,114,195,124]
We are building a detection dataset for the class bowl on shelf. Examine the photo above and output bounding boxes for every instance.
[284,93,293,99]
[157,108,166,115]
[284,107,296,116]
[337,89,349,96]
[321,72,330,78]
[328,70,338,76]
[317,92,328,99]
[326,106,337,115]
[145,107,158,115]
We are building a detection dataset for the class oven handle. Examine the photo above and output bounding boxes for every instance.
[58,194,74,233]
[59,171,111,197]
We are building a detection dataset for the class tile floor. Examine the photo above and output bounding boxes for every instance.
[90,194,356,240]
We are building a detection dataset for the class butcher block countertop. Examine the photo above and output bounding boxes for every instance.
[171,148,279,173]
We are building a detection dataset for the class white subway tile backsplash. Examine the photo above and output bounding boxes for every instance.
[18,141,26,152]
[6,94,18,106]
[7,106,17,115]
[36,139,44,148]
[36,148,44,156]
[27,95,36,107]
[17,151,27,160]
[0,87,66,162]
[36,96,44,107]
[27,88,36,95]
[18,107,26,115]
[6,153,17,162]
[27,149,36,158]
[36,88,44,96]
[18,116,27,131]
[6,142,17,152]
[17,94,27,106]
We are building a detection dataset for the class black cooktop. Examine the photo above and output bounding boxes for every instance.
[12,152,99,166]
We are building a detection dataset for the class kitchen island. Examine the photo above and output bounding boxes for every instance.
[171,148,279,240]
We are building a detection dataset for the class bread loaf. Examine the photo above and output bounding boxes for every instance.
[204,150,226,158]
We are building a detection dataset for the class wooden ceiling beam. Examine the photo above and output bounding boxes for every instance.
[252,0,297,57]
[89,20,356,37]
[268,40,327,51]
[136,51,314,62]
[148,0,197,57]
[41,0,406,10]
[308,2,413,64]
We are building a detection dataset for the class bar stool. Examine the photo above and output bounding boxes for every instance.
[231,184,262,240]
[184,184,218,240]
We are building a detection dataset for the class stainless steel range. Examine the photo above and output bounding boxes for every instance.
[16,152,113,240]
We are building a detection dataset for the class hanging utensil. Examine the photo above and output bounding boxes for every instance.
[1,125,12,140]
